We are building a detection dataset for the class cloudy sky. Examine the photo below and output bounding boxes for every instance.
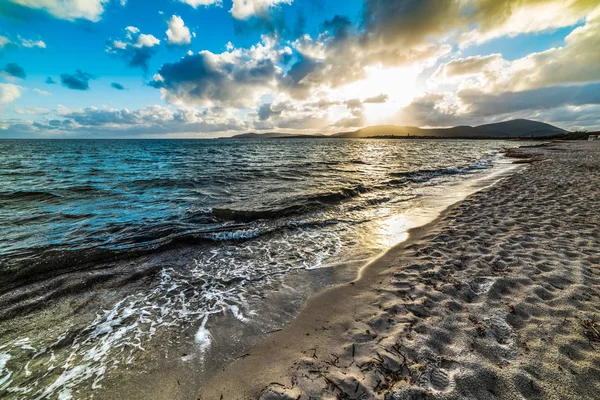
[0,0,599,138]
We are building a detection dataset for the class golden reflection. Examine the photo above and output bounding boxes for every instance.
[374,211,413,248]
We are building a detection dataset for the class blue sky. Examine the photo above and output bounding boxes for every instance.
[1,0,599,137]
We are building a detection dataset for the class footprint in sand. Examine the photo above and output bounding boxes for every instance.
[429,367,451,391]
[485,313,513,344]
[469,277,497,295]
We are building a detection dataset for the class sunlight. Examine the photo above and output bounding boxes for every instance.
[338,64,421,125]
[375,212,413,248]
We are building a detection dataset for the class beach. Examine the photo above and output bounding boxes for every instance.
[200,141,600,399]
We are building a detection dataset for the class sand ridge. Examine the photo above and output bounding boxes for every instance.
[200,142,600,400]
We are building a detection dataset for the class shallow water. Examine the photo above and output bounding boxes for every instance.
[0,138,523,399]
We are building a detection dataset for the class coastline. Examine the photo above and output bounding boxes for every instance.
[199,141,600,399]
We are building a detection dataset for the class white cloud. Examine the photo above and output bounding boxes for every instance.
[135,33,160,48]
[106,28,161,71]
[230,0,293,20]
[0,84,23,104]
[151,35,285,108]
[460,0,599,47]
[14,106,50,115]
[178,0,221,7]
[0,36,11,48]
[8,0,110,22]
[33,88,51,96]
[19,36,46,48]
[431,8,600,93]
[166,15,192,45]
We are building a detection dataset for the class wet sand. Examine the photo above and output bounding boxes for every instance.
[200,142,600,399]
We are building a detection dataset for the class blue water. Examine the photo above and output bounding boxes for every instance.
[0,138,521,399]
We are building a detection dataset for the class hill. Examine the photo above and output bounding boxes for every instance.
[228,119,568,139]
[476,119,566,137]
[333,119,566,138]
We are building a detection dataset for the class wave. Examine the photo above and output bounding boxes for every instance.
[0,190,62,202]
[0,219,340,294]
[388,159,494,184]
[212,184,369,222]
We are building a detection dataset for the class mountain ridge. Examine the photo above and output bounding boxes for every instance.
[229,119,567,139]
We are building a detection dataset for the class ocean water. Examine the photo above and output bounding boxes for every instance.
[0,138,522,399]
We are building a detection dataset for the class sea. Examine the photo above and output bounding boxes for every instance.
[0,138,524,399]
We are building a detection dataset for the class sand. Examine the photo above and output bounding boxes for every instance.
[199,141,600,400]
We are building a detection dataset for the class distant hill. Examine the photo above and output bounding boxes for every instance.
[333,125,483,138]
[228,119,567,139]
[333,119,567,138]
[475,119,566,137]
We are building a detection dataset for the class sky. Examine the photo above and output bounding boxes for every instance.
[0,0,599,138]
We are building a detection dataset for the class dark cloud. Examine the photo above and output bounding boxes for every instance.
[106,29,161,73]
[278,55,323,99]
[322,15,353,40]
[364,94,388,103]
[107,43,157,73]
[232,9,287,36]
[362,0,463,46]
[395,82,600,127]
[460,83,600,117]
[258,103,282,121]
[150,51,279,107]
[344,98,362,109]
[128,47,156,72]
[45,77,57,84]
[111,82,125,90]
[60,70,95,90]
[2,62,26,78]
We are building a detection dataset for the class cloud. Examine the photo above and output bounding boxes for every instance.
[0,83,23,104]
[391,81,600,129]
[166,15,192,45]
[430,9,600,93]
[6,0,110,22]
[107,27,161,72]
[14,106,50,114]
[459,83,600,117]
[432,54,503,80]
[33,88,50,95]
[45,77,56,84]
[0,36,10,48]
[506,9,600,90]
[230,0,293,20]
[178,0,221,7]
[459,0,598,47]
[60,70,95,90]
[19,36,46,48]
[2,63,26,79]
[150,36,285,107]
[111,82,125,90]
[1,105,252,137]
[257,102,282,120]
[363,94,388,104]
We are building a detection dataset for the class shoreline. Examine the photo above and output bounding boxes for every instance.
[85,149,524,400]
[199,142,600,399]
[197,160,520,400]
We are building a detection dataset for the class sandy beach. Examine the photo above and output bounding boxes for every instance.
[199,141,600,400]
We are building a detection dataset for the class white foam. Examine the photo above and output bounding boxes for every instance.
[194,316,212,352]
[229,305,249,322]
[0,353,12,387]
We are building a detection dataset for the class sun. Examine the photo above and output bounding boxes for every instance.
[336,64,421,125]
